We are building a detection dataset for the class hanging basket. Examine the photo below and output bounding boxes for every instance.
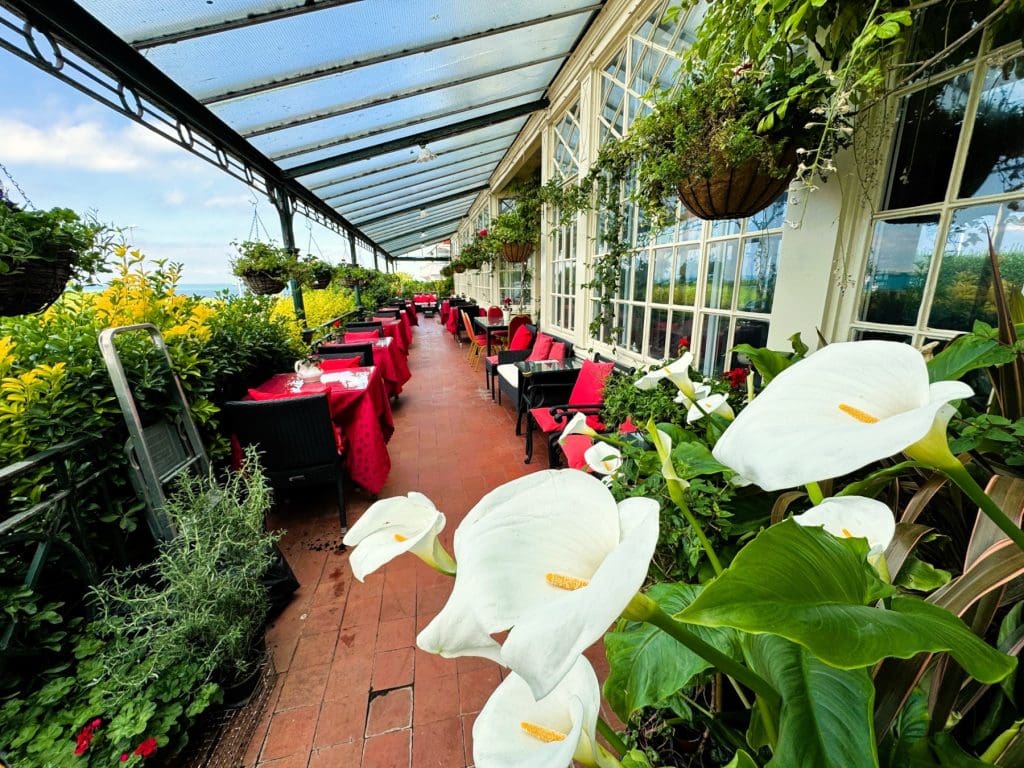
[501,242,534,263]
[676,152,797,221]
[241,271,287,295]
[310,272,332,290]
[453,264,466,274]
[0,249,75,316]
[339,276,369,288]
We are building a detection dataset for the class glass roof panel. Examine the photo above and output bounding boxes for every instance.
[322,152,506,201]
[342,171,494,219]
[118,3,593,101]
[225,61,558,148]
[280,114,530,177]
[362,200,474,235]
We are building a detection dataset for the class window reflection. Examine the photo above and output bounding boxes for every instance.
[705,241,738,310]
[648,308,668,359]
[738,235,780,313]
[960,56,1024,199]
[860,216,939,326]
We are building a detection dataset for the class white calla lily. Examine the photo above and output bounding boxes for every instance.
[583,443,622,476]
[342,492,455,581]
[473,656,600,768]
[712,341,973,491]
[557,410,598,446]
[635,352,696,397]
[686,393,735,424]
[417,470,659,698]
[792,495,896,554]
[674,382,711,407]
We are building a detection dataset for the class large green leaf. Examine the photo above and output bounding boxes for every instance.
[724,750,759,768]
[906,733,995,766]
[746,635,877,768]
[603,582,740,721]
[678,521,1015,683]
[926,330,1015,383]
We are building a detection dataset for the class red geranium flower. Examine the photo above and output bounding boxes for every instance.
[677,337,690,352]
[725,366,748,389]
[72,717,103,756]
[120,754,129,762]
[478,229,488,237]
[133,737,158,758]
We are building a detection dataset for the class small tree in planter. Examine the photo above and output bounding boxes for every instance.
[231,240,295,295]
[0,197,113,315]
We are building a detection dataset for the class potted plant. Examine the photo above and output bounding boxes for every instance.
[231,240,294,295]
[625,58,823,221]
[0,197,112,315]
[440,264,453,278]
[299,255,333,289]
[490,183,541,263]
[335,263,373,288]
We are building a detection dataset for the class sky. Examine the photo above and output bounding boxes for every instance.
[0,49,438,284]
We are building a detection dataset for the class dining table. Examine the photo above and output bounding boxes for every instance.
[472,316,509,356]
[374,318,409,355]
[370,337,412,397]
[246,366,394,494]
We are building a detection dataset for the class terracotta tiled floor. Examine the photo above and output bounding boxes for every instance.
[245,316,613,768]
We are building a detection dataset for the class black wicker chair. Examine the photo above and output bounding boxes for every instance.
[344,321,384,336]
[318,342,374,367]
[222,394,347,533]
[373,309,402,319]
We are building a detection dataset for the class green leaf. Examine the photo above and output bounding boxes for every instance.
[732,344,794,383]
[678,521,1015,683]
[927,332,1015,383]
[671,441,730,479]
[894,556,952,593]
[907,732,995,766]
[622,749,655,768]
[604,583,740,721]
[725,750,760,768]
[746,635,877,768]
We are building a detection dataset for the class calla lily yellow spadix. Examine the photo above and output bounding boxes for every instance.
[583,443,622,475]
[341,492,456,581]
[712,341,973,491]
[557,410,598,445]
[635,352,697,397]
[416,470,659,699]
[472,656,603,768]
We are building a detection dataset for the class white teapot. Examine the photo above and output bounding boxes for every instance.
[294,359,322,383]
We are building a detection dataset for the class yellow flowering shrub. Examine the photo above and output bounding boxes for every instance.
[271,284,356,343]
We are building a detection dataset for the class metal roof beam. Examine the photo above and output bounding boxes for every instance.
[197,4,602,104]
[325,154,502,200]
[338,174,493,221]
[366,207,471,241]
[357,185,489,228]
[307,131,519,191]
[364,202,476,236]
[379,217,464,246]
[327,169,493,213]
[130,0,368,48]
[3,0,387,255]
[223,53,565,138]
[266,85,543,157]
[285,99,546,178]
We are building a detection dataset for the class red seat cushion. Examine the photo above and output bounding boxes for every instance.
[531,407,603,434]
[509,325,533,351]
[320,357,361,372]
[549,342,567,361]
[344,331,380,343]
[569,360,614,406]
[485,355,498,365]
[525,332,554,362]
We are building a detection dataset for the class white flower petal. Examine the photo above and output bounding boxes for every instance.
[712,341,973,490]
[583,443,622,475]
[499,497,660,698]
[557,411,596,446]
[686,393,733,423]
[473,657,599,768]
[342,494,446,582]
[792,496,896,552]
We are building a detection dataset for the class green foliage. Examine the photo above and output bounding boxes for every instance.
[230,240,295,278]
[296,254,334,288]
[0,459,278,765]
[602,369,689,427]
[334,263,374,287]
[489,178,542,248]
[0,202,115,278]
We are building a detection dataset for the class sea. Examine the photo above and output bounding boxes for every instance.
[82,282,247,298]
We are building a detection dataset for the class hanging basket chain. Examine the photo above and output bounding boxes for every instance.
[0,160,34,209]
[247,199,274,243]
[305,219,324,258]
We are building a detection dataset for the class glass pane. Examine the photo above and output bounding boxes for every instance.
[700,315,730,377]
[851,329,913,343]
[960,56,1024,199]
[648,308,668,359]
[652,248,672,304]
[904,0,985,78]
[633,250,650,301]
[678,209,703,241]
[673,245,700,305]
[859,216,939,326]
[629,305,645,353]
[705,240,739,310]
[928,200,1024,331]
[747,195,787,231]
[732,319,769,366]
[712,219,742,237]
[737,235,780,314]
[885,72,972,210]
[669,310,695,357]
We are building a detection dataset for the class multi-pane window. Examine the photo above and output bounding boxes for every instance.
[549,103,581,332]
[589,0,779,375]
[851,24,1024,345]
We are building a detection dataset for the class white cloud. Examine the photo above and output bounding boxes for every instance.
[0,117,177,172]
[202,193,254,209]
[163,189,186,206]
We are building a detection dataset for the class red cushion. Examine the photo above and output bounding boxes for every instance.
[509,325,533,351]
[525,333,554,362]
[531,407,603,434]
[549,342,567,361]
[560,434,594,470]
[247,387,285,401]
[485,355,498,365]
[320,357,361,372]
[344,331,380,343]
[569,360,613,406]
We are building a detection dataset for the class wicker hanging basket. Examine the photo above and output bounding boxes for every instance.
[501,242,534,263]
[0,249,75,316]
[310,272,332,290]
[241,271,287,295]
[676,152,797,221]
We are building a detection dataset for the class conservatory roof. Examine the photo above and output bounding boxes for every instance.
[2,1,604,257]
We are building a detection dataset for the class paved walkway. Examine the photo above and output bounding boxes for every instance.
[243,316,611,768]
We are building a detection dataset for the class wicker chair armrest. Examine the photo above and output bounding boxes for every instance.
[496,349,531,364]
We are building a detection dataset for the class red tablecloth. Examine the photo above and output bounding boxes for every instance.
[405,303,419,326]
[375,319,408,355]
[372,338,411,397]
[249,367,394,494]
